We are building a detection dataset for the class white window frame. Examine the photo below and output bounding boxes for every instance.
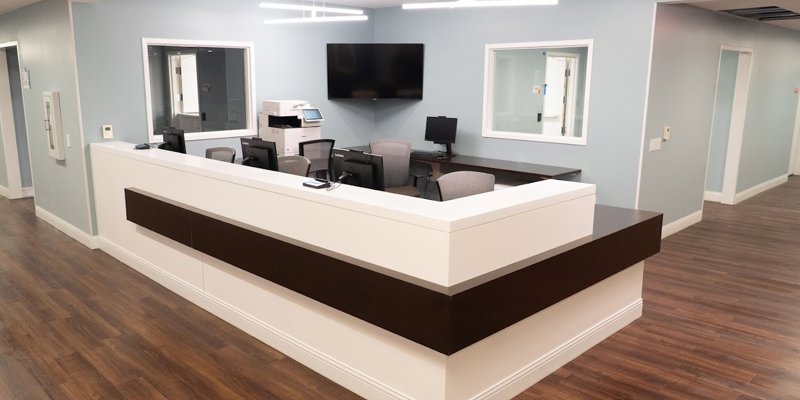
[482,39,593,146]
[142,38,257,142]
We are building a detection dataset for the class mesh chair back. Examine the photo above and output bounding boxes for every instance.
[436,171,495,201]
[369,139,412,188]
[299,139,335,179]
[205,147,236,163]
[278,155,311,176]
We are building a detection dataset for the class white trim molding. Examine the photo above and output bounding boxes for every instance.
[704,191,722,202]
[661,209,702,239]
[35,205,99,249]
[477,299,643,400]
[719,47,754,205]
[482,39,593,146]
[98,237,410,400]
[0,184,9,199]
[0,43,24,200]
[634,3,659,210]
[21,186,34,197]
[733,174,788,204]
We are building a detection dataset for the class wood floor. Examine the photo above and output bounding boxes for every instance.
[0,176,797,399]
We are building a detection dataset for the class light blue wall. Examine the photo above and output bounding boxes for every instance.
[0,0,92,232]
[705,50,739,193]
[737,28,800,191]
[6,47,33,188]
[71,0,376,160]
[372,0,658,207]
[639,4,800,224]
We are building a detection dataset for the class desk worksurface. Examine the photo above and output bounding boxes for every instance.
[422,153,581,180]
[352,145,581,180]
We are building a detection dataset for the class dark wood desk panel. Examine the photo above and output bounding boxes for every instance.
[125,188,661,355]
[427,154,581,181]
[347,145,580,181]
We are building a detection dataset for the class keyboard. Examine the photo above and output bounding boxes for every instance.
[411,151,442,160]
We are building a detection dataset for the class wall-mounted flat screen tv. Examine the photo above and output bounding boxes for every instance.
[327,43,424,99]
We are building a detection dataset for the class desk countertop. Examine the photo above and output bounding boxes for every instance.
[429,153,581,179]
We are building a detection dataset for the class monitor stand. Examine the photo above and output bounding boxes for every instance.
[438,143,455,160]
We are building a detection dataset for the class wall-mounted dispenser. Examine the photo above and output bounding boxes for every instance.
[43,91,65,160]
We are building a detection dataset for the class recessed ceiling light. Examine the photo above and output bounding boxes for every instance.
[259,2,364,15]
[264,15,369,24]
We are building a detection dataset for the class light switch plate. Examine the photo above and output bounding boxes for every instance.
[102,124,113,139]
[663,126,671,141]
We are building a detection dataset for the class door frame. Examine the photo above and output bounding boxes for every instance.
[789,92,800,176]
[0,41,26,199]
[718,45,754,205]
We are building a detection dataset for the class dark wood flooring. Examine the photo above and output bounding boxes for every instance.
[525,176,800,399]
[0,176,797,399]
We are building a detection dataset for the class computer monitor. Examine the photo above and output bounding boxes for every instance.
[424,116,457,158]
[159,127,186,154]
[330,149,385,191]
[240,137,279,171]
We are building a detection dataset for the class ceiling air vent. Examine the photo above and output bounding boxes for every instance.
[723,6,800,22]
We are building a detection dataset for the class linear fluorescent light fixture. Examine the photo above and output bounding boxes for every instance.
[259,2,364,15]
[403,0,557,10]
[264,15,368,24]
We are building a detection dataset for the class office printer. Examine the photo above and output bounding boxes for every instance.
[261,100,324,129]
[259,100,323,155]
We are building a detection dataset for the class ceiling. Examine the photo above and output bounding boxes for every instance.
[2,0,798,32]
[676,0,800,31]
[0,0,41,16]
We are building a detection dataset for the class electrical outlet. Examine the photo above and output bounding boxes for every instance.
[102,124,114,139]
[649,138,662,152]
[663,126,671,141]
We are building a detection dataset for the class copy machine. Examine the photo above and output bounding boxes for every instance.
[258,100,324,156]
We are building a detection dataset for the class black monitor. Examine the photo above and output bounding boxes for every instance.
[424,116,457,158]
[240,137,279,171]
[159,127,186,154]
[331,149,385,191]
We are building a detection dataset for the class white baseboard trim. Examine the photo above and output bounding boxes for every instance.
[734,174,788,204]
[22,186,34,198]
[704,191,722,202]
[0,184,8,198]
[661,209,703,239]
[35,205,99,249]
[478,299,643,400]
[98,237,410,400]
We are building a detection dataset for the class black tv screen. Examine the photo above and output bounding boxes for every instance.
[327,43,424,99]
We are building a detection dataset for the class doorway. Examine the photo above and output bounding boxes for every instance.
[0,42,33,200]
[542,52,578,137]
[704,46,753,205]
[789,95,800,176]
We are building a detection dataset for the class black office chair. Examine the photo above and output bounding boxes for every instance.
[299,139,335,180]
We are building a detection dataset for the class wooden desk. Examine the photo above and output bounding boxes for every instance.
[414,153,581,181]
[350,146,581,181]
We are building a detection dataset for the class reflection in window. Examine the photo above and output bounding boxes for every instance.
[146,43,250,139]
[483,41,592,145]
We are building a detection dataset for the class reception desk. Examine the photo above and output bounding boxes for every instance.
[90,142,660,400]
